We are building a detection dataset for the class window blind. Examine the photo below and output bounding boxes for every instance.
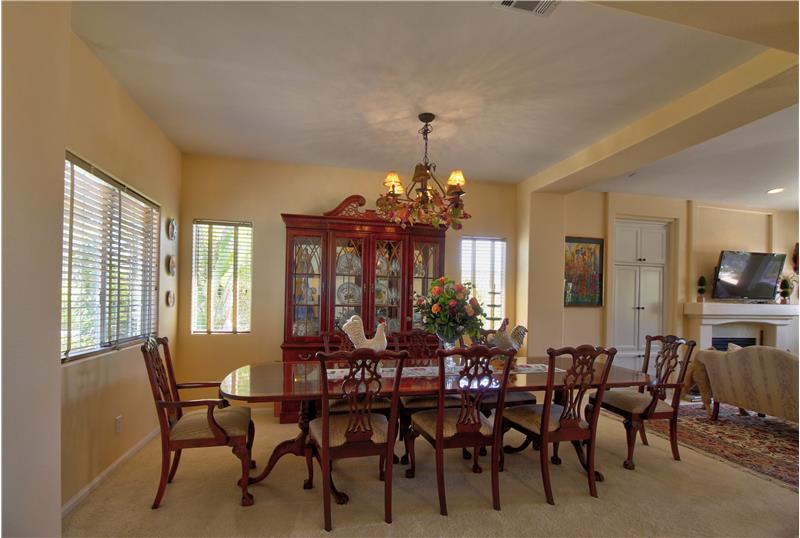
[461,237,506,330]
[61,152,159,360]
[192,220,252,333]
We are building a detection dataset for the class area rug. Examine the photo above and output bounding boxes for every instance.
[644,403,798,489]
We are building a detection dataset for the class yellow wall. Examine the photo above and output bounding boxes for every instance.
[176,155,517,388]
[2,3,71,534]
[60,34,182,507]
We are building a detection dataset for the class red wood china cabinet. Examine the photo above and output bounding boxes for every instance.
[279,195,445,422]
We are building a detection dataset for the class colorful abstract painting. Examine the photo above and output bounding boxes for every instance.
[564,237,603,306]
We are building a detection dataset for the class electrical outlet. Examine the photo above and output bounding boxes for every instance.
[115,415,122,434]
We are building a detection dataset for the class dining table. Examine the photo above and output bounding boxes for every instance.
[220,357,651,504]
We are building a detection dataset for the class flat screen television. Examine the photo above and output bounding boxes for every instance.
[712,250,786,301]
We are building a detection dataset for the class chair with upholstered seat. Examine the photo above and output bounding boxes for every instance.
[588,334,696,470]
[306,347,408,531]
[405,345,517,515]
[390,330,460,463]
[503,345,616,505]
[140,337,255,508]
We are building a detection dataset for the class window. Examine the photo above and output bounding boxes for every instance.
[191,220,252,333]
[461,237,506,330]
[61,152,160,360]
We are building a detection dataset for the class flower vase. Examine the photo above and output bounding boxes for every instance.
[437,332,462,373]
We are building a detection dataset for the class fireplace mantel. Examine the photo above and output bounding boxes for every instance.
[683,302,799,351]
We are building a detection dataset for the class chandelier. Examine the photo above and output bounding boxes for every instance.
[376,113,470,230]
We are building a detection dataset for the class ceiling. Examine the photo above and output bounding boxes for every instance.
[589,105,799,210]
[71,1,765,183]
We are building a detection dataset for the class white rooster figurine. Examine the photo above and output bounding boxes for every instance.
[489,324,528,351]
[342,315,388,351]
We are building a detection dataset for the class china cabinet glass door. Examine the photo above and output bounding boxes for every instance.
[411,240,442,329]
[372,238,403,333]
[331,236,366,330]
[290,235,323,337]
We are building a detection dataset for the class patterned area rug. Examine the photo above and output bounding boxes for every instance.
[645,403,798,489]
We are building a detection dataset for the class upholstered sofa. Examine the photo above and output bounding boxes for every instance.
[684,346,798,423]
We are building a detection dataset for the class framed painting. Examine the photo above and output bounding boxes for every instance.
[564,236,603,307]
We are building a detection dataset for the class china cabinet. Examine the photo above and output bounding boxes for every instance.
[280,195,445,422]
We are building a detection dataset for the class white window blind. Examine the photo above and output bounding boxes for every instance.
[461,237,506,330]
[192,220,252,333]
[61,152,160,360]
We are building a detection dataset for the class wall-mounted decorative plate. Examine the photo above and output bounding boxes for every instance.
[165,290,175,307]
[166,255,177,276]
[167,218,177,241]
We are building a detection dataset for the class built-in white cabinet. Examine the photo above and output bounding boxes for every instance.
[613,220,667,372]
[614,221,666,265]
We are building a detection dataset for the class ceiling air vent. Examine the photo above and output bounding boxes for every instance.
[496,0,560,17]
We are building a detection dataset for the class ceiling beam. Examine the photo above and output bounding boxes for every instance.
[519,49,798,194]
[594,1,798,54]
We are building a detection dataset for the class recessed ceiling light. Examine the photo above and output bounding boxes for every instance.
[767,187,785,194]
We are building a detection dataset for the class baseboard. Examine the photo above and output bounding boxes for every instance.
[61,427,159,517]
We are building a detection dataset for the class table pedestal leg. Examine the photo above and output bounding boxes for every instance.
[249,400,314,485]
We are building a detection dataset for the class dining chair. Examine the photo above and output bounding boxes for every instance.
[503,345,616,505]
[306,347,408,531]
[140,337,255,508]
[405,345,517,515]
[391,330,461,464]
[588,335,696,470]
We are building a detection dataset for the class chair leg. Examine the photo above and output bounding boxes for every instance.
[167,449,181,483]
[711,400,720,420]
[435,443,447,516]
[586,438,598,498]
[491,445,501,511]
[472,445,482,473]
[151,444,170,509]
[405,429,418,479]
[639,424,649,446]
[623,419,638,470]
[379,453,386,481]
[462,447,472,460]
[669,418,681,461]
[384,445,394,524]
[551,442,562,465]
[321,456,332,531]
[540,441,554,505]
[399,413,411,465]
[303,444,314,490]
[247,420,257,469]
[233,444,254,506]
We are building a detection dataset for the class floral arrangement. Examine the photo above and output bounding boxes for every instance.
[414,277,485,341]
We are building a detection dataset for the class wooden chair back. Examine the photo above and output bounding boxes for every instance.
[391,330,438,365]
[541,345,616,435]
[141,337,181,432]
[473,318,510,345]
[435,345,517,438]
[641,335,697,413]
[315,348,409,447]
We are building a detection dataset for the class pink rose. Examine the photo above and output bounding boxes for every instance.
[469,297,479,306]
[417,298,425,306]
[448,299,458,308]
[454,283,465,293]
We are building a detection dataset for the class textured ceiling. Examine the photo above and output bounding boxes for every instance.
[72,1,764,183]
[589,105,799,210]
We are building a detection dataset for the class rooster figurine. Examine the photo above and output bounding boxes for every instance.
[341,315,388,351]
[489,324,528,351]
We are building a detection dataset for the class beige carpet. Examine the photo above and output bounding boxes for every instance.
[63,410,798,537]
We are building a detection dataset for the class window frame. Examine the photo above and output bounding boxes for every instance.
[191,219,254,335]
[460,236,507,331]
[60,151,161,363]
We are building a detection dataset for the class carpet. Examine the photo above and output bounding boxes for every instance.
[646,403,798,489]
[62,410,799,537]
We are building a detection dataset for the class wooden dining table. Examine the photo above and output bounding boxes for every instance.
[220,357,651,503]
